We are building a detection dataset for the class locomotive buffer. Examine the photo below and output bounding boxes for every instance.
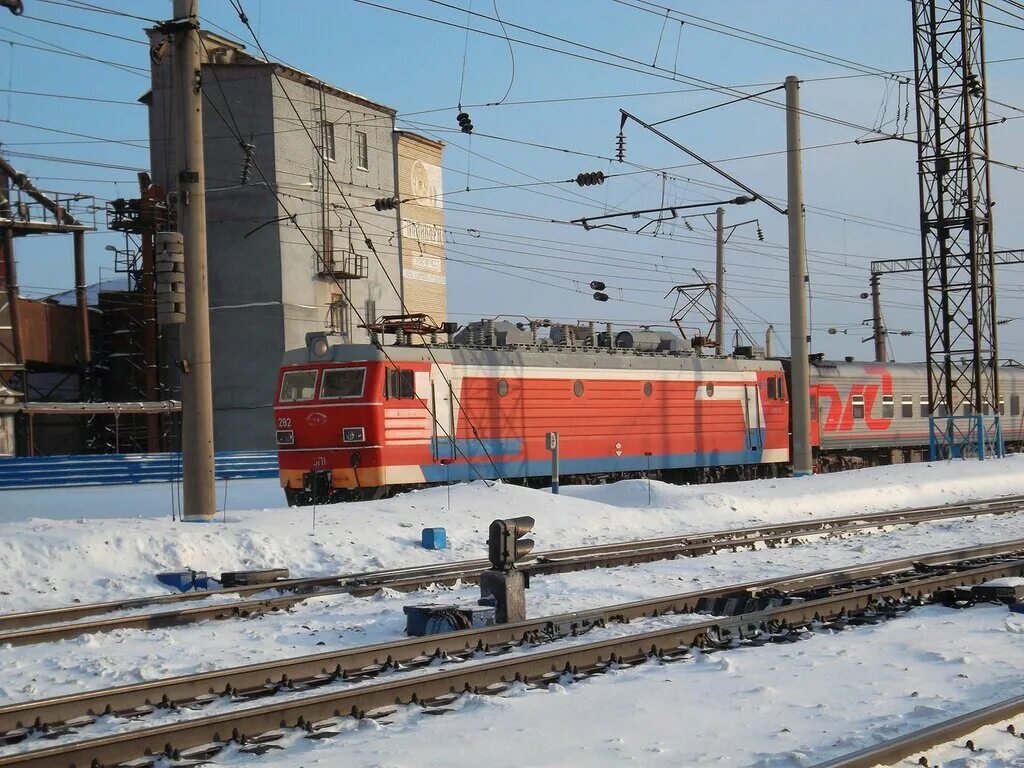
[481,516,535,623]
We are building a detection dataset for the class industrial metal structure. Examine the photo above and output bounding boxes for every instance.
[911,0,1001,458]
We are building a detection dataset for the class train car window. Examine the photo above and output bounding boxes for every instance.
[810,395,818,416]
[643,382,653,397]
[386,369,415,399]
[999,397,1006,416]
[936,400,947,417]
[320,367,365,399]
[982,401,991,416]
[881,395,894,419]
[851,394,865,420]
[920,395,928,418]
[901,395,913,418]
[766,378,777,400]
[1013,395,1021,416]
[963,402,973,416]
[279,370,317,402]
[497,379,509,397]
[573,380,585,397]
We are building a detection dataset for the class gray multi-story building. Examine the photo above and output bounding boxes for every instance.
[145,31,426,449]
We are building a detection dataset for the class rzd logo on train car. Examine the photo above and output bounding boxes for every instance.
[818,367,893,432]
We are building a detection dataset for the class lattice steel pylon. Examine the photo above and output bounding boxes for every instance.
[911,0,1003,459]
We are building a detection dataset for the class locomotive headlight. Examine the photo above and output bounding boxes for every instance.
[342,427,365,443]
[276,429,295,445]
[312,337,329,357]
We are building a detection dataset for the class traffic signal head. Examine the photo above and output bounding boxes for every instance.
[487,516,535,570]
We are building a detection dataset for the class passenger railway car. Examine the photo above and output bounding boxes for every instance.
[275,325,790,504]
[803,359,1024,469]
[274,320,1024,505]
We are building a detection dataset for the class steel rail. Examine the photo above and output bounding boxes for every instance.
[812,693,1024,768]
[3,538,1024,744]
[0,494,1020,647]
[3,550,1022,768]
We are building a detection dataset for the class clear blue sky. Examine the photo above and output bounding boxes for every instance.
[3,0,1024,362]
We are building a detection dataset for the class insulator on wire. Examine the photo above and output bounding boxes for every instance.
[593,291,609,302]
[684,220,694,231]
[373,197,398,211]
[615,131,626,162]
[966,73,983,97]
[756,225,764,242]
[239,142,255,185]
[456,111,474,134]
[589,280,606,291]
[575,171,605,187]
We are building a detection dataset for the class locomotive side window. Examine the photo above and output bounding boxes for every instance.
[881,395,894,419]
[320,367,365,399]
[386,369,415,399]
[901,395,913,418]
[279,370,318,402]
[851,394,865,419]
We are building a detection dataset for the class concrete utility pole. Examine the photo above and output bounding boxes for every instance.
[174,0,216,521]
[869,273,886,362]
[786,75,812,477]
[715,207,725,354]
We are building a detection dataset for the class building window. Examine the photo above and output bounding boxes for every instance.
[356,130,369,170]
[901,395,913,418]
[851,394,865,420]
[386,368,415,399]
[920,395,928,418]
[329,294,350,338]
[881,394,894,419]
[322,120,335,162]
[365,298,376,325]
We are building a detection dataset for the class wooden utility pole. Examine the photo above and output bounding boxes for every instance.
[173,0,216,521]
[786,75,812,477]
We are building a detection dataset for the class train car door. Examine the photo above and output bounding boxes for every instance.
[430,367,456,462]
[743,381,762,452]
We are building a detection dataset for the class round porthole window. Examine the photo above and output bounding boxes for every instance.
[706,383,715,397]
[497,379,509,397]
[643,382,653,397]
[573,380,584,397]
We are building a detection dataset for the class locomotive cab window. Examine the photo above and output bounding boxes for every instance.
[279,370,318,402]
[320,367,365,399]
[901,395,913,418]
[881,394,894,419]
[851,394,865,419]
[766,378,777,400]
[386,369,416,399]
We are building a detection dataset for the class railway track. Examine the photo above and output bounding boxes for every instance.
[813,693,1024,767]
[0,493,1021,648]
[2,537,1023,767]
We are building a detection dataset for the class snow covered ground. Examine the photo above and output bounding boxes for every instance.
[1,457,1024,765]
[3,455,1024,613]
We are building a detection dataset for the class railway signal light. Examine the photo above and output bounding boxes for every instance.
[488,516,535,570]
[576,171,606,187]
[374,197,398,211]
[457,111,474,134]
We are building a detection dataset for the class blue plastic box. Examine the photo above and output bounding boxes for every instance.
[156,570,209,592]
[1011,602,1024,614]
[421,527,447,549]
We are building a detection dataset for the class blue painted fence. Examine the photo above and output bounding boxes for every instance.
[0,451,278,490]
